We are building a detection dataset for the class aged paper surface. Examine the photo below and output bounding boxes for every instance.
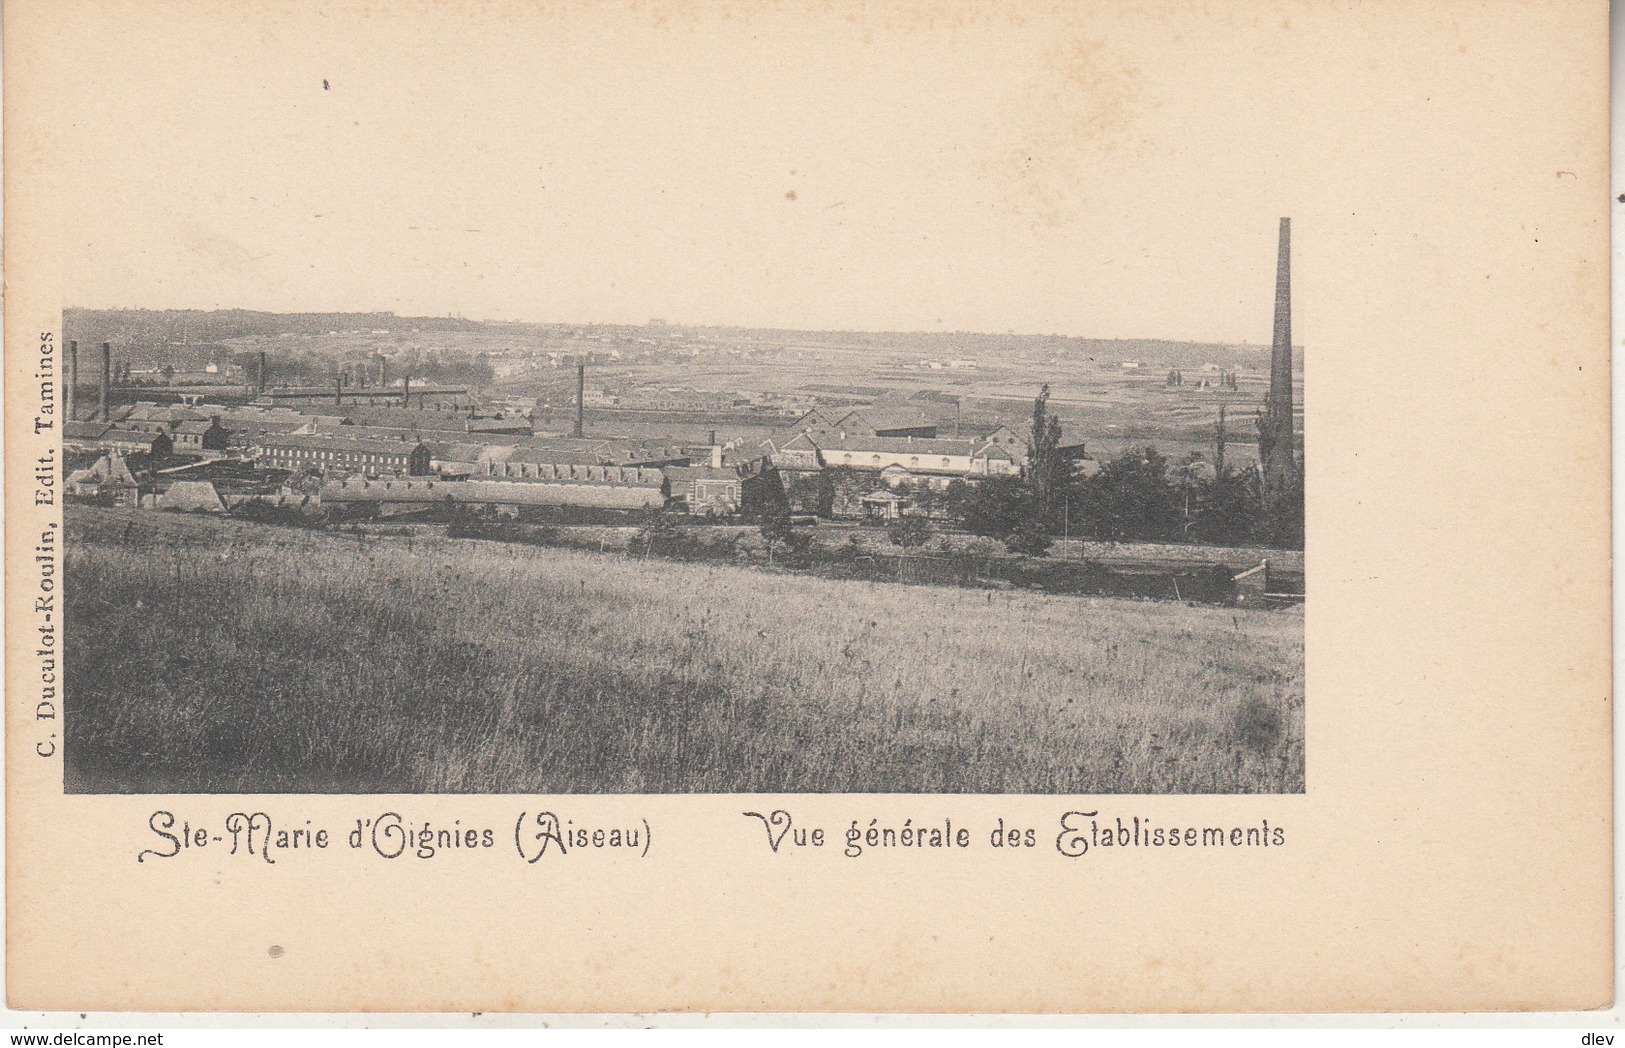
[4,0,1610,1013]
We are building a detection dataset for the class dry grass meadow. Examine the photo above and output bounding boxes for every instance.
[64,505,1304,793]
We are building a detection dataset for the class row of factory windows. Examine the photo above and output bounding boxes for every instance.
[265,449,409,465]
[838,453,961,467]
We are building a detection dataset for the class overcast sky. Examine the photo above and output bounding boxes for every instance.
[44,0,1569,344]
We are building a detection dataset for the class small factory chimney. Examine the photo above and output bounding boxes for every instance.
[574,361,586,439]
[100,341,112,421]
[335,373,343,405]
[66,340,77,421]
[402,374,412,408]
[377,355,387,390]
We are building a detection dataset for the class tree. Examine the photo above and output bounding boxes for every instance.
[962,476,1029,538]
[1191,465,1263,546]
[887,514,931,550]
[821,465,883,519]
[1250,462,1304,550]
[910,478,972,522]
[1070,446,1183,542]
[759,500,791,561]
[785,470,833,517]
[634,506,679,559]
[1170,453,1212,541]
[757,500,815,565]
[1028,384,1064,522]
[744,467,788,521]
[1003,517,1053,557]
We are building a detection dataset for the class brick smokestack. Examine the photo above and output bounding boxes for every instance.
[378,355,386,390]
[402,373,411,408]
[100,342,112,421]
[574,361,585,439]
[258,351,267,394]
[66,340,77,422]
[1259,217,1298,501]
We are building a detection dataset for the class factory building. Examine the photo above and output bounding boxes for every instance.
[258,434,431,477]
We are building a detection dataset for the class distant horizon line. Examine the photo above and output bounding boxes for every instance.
[62,305,1280,348]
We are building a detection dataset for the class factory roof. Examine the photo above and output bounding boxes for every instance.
[810,435,1010,458]
[259,434,427,456]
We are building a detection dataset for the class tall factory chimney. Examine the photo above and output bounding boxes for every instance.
[1254,216,1306,549]
[1259,217,1298,501]
[378,355,387,390]
[66,341,77,422]
[574,361,586,439]
[99,342,112,421]
[402,374,412,408]
[258,351,268,394]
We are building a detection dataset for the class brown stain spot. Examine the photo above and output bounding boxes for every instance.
[784,189,797,201]
[268,945,285,958]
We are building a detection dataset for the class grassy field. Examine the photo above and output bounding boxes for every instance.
[64,505,1304,794]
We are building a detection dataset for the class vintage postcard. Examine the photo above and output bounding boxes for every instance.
[4,0,1610,1014]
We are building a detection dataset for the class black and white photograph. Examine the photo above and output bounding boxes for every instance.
[52,9,1312,797]
[60,277,1304,795]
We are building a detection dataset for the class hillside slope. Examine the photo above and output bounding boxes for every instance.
[64,507,1304,793]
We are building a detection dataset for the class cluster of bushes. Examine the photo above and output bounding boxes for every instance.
[783,386,1304,553]
[959,385,1303,551]
[627,513,751,562]
[206,494,1243,605]
[445,518,565,546]
[961,448,1302,551]
[227,498,327,529]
